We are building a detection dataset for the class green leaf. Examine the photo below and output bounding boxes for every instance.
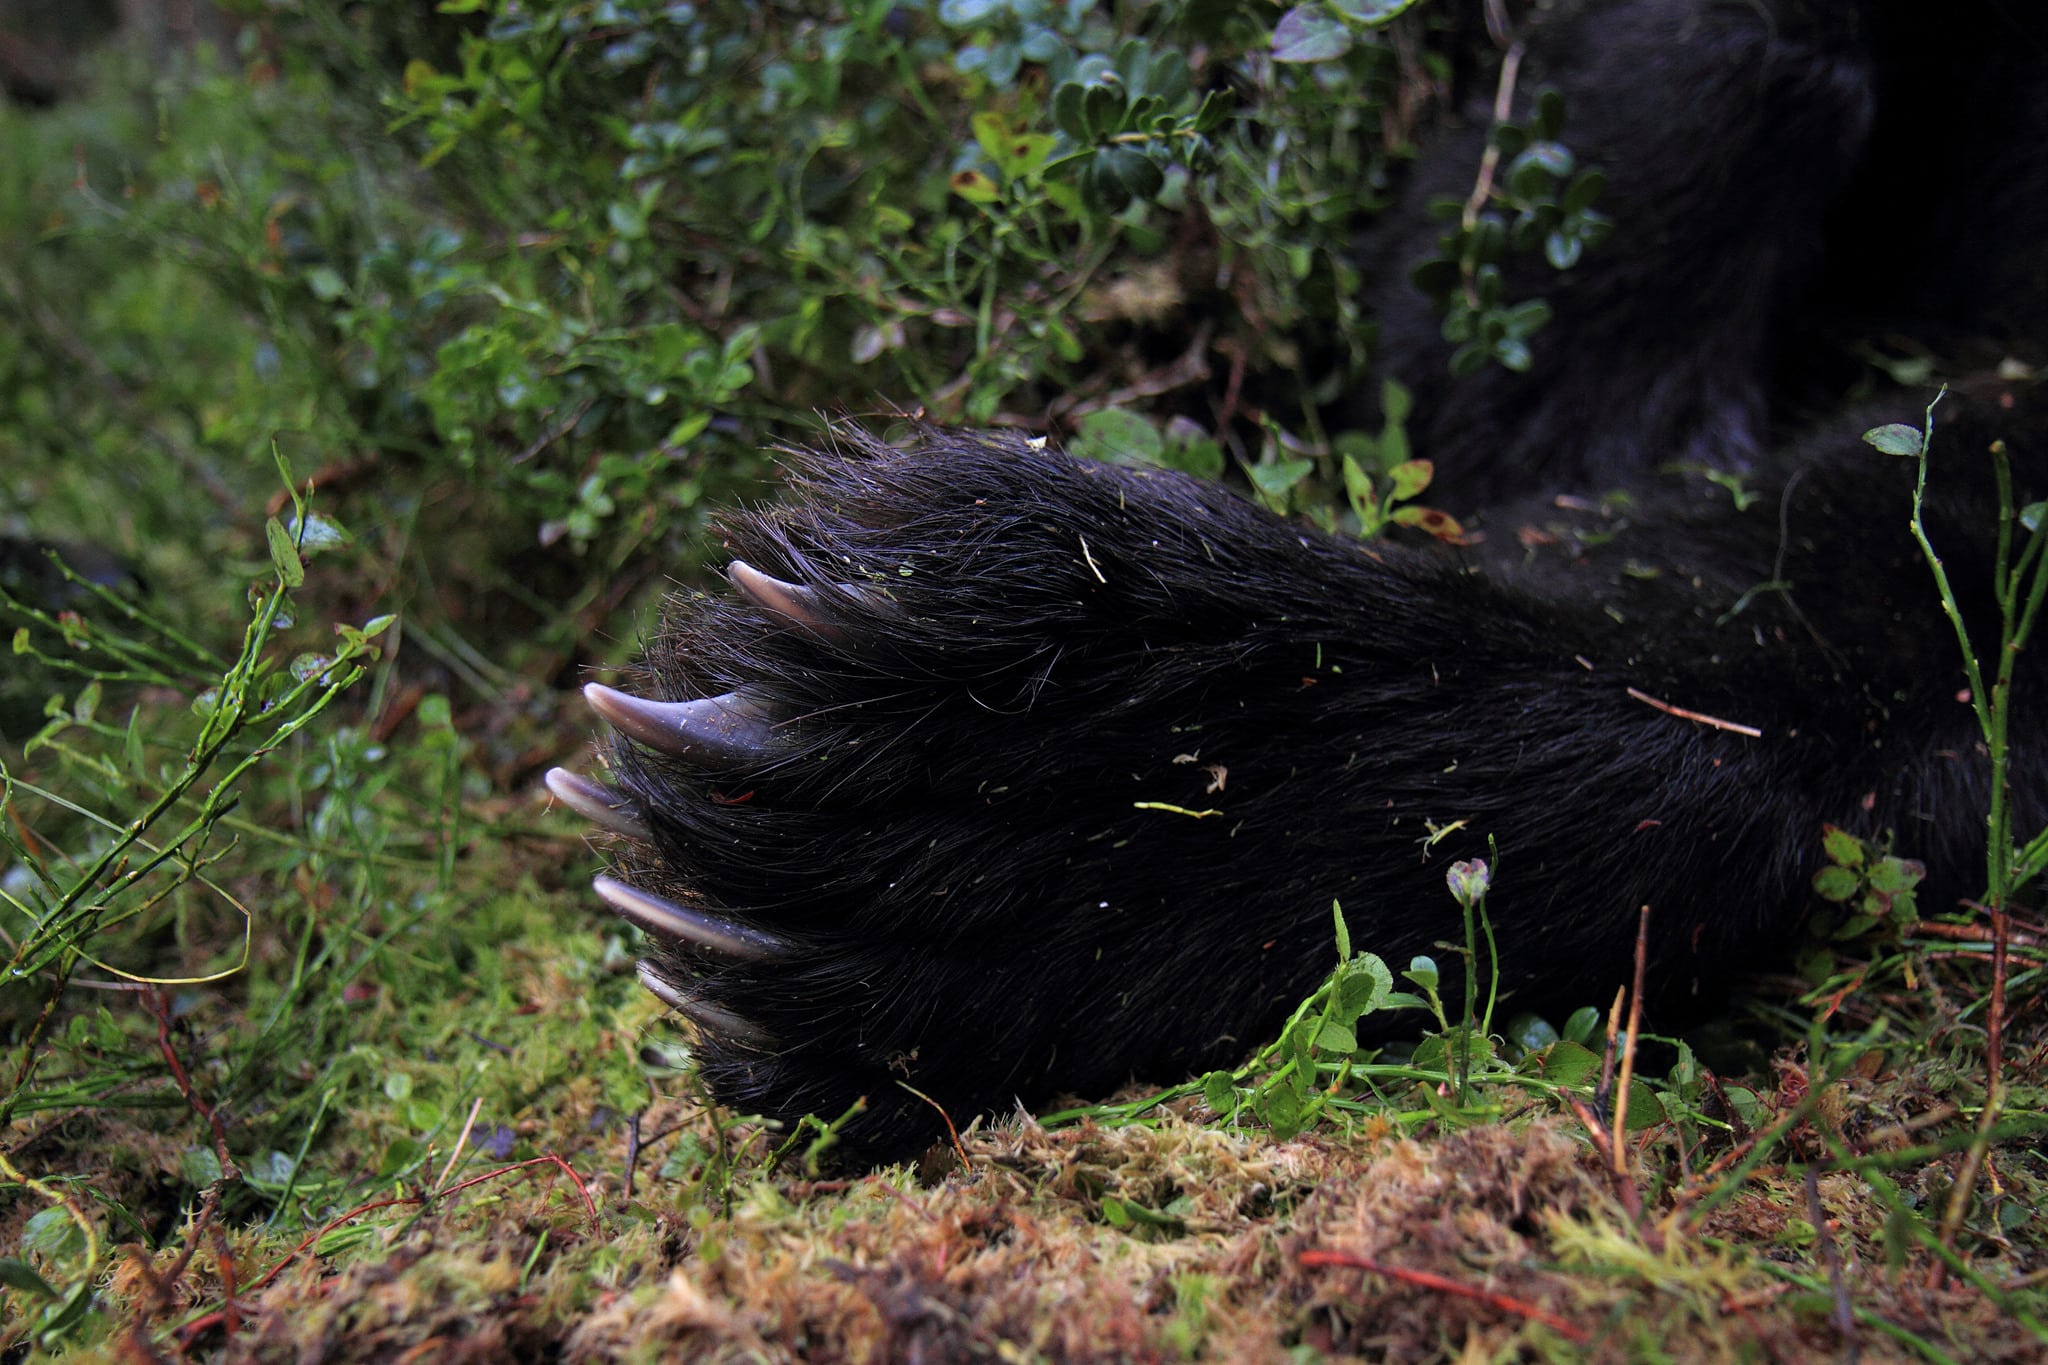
[0,1258,59,1300]
[290,512,352,554]
[1002,132,1056,180]
[939,0,1003,24]
[1866,856,1924,895]
[1811,865,1861,903]
[305,266,347,301]
[1332,899,1351,962]
[1101,1195,1186,1231]
[247,1150,298,1188]
[1052,82,1089,140]
[1561,1006,1601,1046]
[1331,0,1424,22]
[1544,231,1584,270]
[971,110,1011,166]
[1502,298,1553,336]
[1341,454,1374,513]
[1623,1078,1666,1130]
[1315,1020,1358,1053]
[1820,824,1865,868]
[289,652,335,683]
[1256,1083,1304,1137]
[1562,168,1606,215]
[1161,433,1224,480]
[1403,955,1438,992]
[1082,82,1125,141]
[37,1280,93,1344]
[1449,341,1489,377]
[1504,1012,1560,1053]
[949,169,999,204]
[1443,1027,1494,1073]
[1333,953,1393,1019]
[1246,456,1313,503]
[1381,377,1413,425]
[1410,256,1459,297]
[1271,7,1351,63]
[1100,146,1164,201]
[1201,1070,1238,1113]
[606,200,648,239]
[22,1208,84,1259]
[1076,408,1165,465]
[1387,459,1433,501]
[180,1146,223,1187]
[265,518,306,588]
[1084,156,1134,213]
[1862,423,1923,456]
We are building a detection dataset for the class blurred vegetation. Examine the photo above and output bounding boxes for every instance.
[0,0,2042,1358]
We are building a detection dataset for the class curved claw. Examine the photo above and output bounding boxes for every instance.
[593,874,788,962]
[638,962,777,1048]
[729,560,844,639]
[584,683,778,766]
[544,767,652,841]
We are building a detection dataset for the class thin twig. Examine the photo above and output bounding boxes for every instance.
[1460,44,1526,231]
[433,1095,487,1193]
[1562,1091,1642,1224]
[1806,1166,1859,1362]
[1937,898,2011,1277]
[1610,906,1650,1177]
[1597,985,1623,1101]
[623,1109,643,1201]
[1625,687,1764,737]
[147,989,239,1181]
[208,1218,241,1344]
[1910,918,2040,947]
[899,1082,971,1167]
[1299,1247,1588,1343]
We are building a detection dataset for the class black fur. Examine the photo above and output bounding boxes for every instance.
[1364,0,2048,494]
[590,0,2048,1164]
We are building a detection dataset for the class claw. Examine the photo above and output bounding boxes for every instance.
[637,962,777,1048]
[584,683,778,766]
[593,873,787,961]
[729,559,843,638]
[544,767,653,841]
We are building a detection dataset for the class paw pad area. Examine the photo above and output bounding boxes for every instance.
[538,435,1395,1166]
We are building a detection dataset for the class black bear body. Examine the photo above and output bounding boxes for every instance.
[549,0,2047,1164]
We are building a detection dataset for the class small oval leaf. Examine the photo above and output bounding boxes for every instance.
[1272,7,1351,63]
